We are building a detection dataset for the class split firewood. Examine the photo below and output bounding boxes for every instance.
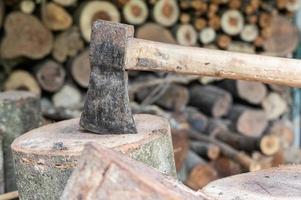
[61,143,205,200]
[276,0,289,10]
[70,49,90,88]
[207,3,218,18]
[184,107,208,133]
[180,13,191,24]
[41,2,72,31]
[254,36,265,48]
[266,120,294,148]
[263,15,299,56]
[189,130,261,171]
[247,15,258,24]
[152,0,179,27]
[53,0,77,7]
[155,84,189,112]
[208,15,221,30]
[261,92,288,120]
[136,23,176,44]
[212,129,260,153]
[52,27,84,63]
[189,85,232,118]
[221,10,244,36]
[4,70,41,97]
[175,24,198,46]
[198,76,222,84]
[19,0,35,14]
[259,12,272,28]
[228,0,241,9]
[228,105,268,138]
[216,34,232,49]
[269,84,290,93]
[190,141,220,160]
[35,60,66,93]
[130,74,197,94]
[285,0,300,11]
[123,0,148,25]
[206,118,229,136]
[77,1,120,42]
[193,18,207,31]
[211,156,242,177]
[259,134,280,156]
[199,27,216,44]
[191,0,208,16]
[172,129,189,171]
[218,80,267,105]
[0,191,18,200]
[240,24,259,42]
[227,42,255,53]
[185,150,218,190]
[179,0,190,10]
[1,12,53,59]
[52,84,82,109]
[41,98,81,121]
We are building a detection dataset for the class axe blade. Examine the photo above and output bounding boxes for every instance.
[80,20,137,134]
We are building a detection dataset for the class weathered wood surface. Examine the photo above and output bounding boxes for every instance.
[0,91,41,192]
[202,165,301,200]
[12,114,176,200]
[61,143,207,200]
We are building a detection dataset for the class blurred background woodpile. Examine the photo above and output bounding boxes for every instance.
[0,0,300,193]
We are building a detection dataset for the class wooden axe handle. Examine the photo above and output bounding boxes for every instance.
[126,39,301,87]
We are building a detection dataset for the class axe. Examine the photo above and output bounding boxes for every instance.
[80,20,301,134]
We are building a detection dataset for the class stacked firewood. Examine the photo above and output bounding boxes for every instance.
[0,0,299,192]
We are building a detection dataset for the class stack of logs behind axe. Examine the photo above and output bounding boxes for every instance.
[0,0,300,191]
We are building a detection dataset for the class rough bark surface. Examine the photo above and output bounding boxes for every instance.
[12,114,176,200]
[0,91,41,192]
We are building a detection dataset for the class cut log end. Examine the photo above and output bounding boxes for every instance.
[176,24,198,46]
[123,0,148,25]
[70,49,90,88]
[79,1,120,41]
[36,60,66,93]
[260,135,280,156]
[153,0,179,27]
[4,70,41,97]
[221,10,244,36]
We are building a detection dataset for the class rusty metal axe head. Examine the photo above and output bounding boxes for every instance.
[80,20,137,134]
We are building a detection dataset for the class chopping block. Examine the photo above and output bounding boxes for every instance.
[11,114,176,200]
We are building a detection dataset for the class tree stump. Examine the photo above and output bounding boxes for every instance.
[202,165,301,200]
[12,114,176,200]
[0,91,41,192]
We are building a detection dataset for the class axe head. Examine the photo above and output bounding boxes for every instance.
[80,20,137,134]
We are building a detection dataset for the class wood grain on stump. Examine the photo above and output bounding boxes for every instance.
[203,165,301,200]
[12,114,176,200]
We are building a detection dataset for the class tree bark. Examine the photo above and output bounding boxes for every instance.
[189,85,232,118]
[0,91,41,192]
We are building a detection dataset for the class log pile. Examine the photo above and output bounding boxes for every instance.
[0,0,299,193]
